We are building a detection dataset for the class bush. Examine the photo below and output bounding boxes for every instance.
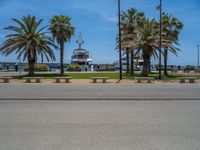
[155,64,164,71]
[185,65,195,70]
[96,68,115,71]
[24,64,48,71]
[67,64,81,72]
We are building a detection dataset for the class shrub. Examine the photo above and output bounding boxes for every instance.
[24,64,48,71]
[185,65,195,70]
[67,64,81,72]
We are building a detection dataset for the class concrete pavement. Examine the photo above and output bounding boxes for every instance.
[0,100,200,150]
[0,83,200,100]
[1,83,200,149]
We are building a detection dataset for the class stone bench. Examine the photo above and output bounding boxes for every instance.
[90,77,110,83]
[23,77,44,83]
[183,70,192,73]
[0,77,12,83]
[53,77,72,83]
[135,77,155,83]
[171,70,178,73]
[177,77,198,83]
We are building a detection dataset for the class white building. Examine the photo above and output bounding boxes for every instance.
[71,33,93,71]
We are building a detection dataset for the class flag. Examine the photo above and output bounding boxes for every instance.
[156,4,161,10]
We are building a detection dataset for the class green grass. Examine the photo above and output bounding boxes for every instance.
[144,72,200,79]
[14,72,125,79]
[13,72,200,79]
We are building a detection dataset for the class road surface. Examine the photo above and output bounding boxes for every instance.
[0,100,200,150]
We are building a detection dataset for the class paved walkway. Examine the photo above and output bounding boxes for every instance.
[0,83,200,100]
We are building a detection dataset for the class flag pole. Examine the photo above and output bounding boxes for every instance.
[159,0,162,79]
[118,0,122,80]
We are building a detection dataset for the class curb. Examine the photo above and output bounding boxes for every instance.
[0,98,200,101]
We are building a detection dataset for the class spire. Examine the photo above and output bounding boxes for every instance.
[76,32,84,49]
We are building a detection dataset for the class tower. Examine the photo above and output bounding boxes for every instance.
[76,33,84,49]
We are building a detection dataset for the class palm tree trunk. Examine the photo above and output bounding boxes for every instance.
[164,48,168,75]
[126,49,130,73]
[149,57,151,73]
[60,41,64,75]
[29,60,35,76]
[28,50,35,76]
[130,50,134,75]
[41,53,44,64]
[142,54,149,77]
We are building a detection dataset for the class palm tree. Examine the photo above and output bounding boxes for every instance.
[162,14,183,75]
[0,15,57,75]
[120,8,145,75]
[129,18,160,76]
[120,10,134,73]
[49,15,75,75]
[132,17,179,77]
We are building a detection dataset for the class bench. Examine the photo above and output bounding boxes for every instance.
[90,77,109,83]
[53,77,72,83]
[171,70,178,73]
[183,70,191,73]
[0,77,12,83]
[177,77,198,83]
[23,77,44,83]
[135,77,155,83]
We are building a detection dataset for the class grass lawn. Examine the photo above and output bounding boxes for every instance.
[13,72,200,79]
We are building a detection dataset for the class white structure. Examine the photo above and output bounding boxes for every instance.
[114,51,143,71]
[71,33,92,71]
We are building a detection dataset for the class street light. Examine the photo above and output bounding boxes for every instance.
[118,0,122,80]
[197,45,199,69]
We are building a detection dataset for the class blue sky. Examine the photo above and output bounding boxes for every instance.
[0,0,200,66]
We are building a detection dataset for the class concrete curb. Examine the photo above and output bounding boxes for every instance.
[0,98,200,101]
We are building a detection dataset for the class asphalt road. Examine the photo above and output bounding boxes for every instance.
[0,83,200,100]
[0,100,200,150]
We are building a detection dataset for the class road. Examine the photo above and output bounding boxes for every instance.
[0,84,200,150]
[0,100,200,150]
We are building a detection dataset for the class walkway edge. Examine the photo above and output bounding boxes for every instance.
[0,98,200,101]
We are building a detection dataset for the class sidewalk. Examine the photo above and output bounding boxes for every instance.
[0,83,200,100]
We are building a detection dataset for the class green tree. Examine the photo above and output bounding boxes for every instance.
[49,15,75,75]
[0,15,57,75]
[162,14,183,75]
[120,8,145,75]
[131,18,160,76]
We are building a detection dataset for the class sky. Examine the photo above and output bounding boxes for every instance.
[0,0,200,66]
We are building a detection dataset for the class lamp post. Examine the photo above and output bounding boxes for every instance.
[197,45,199,69]
[118,0,122,80]
[159,0,162,79]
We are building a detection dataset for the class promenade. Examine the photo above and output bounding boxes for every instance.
[0,83,200,100]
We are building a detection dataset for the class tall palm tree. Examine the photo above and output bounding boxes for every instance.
[162,14,183,75]
[131,17,179,77]
[49,15,75,75]
[0,15,57,75]
[129,18,160,76]
[120,8,145,75]
[121,9,136,73]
